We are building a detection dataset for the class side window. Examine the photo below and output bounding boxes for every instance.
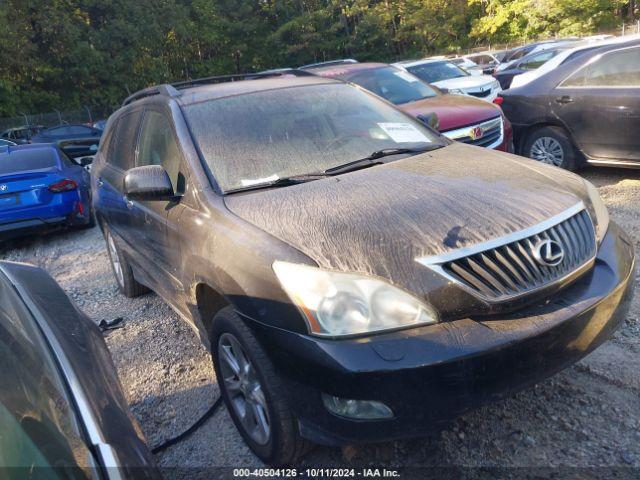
[562,47,640,87]
[520,50,556,71]
[108,110,143,170]
[137,110,185,194]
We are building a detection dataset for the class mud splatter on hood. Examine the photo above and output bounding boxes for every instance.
[225,142,588,284]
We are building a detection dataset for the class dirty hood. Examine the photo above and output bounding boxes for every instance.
[225,142,587,286]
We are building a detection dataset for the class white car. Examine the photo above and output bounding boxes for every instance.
[463,52,503,73]
[394,58,501,102]
[449,57,484,76]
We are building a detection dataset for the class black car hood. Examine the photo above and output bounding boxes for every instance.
[225,142,587,285]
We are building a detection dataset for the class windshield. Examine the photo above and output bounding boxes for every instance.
[406,61,469,83]
[185,83,443,192]
[341,66,438,105]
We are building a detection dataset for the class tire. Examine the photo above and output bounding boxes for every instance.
[104,227,148,298]
[523,126,579,171]
[211,307,310,465]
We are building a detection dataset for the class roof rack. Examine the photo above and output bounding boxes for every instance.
[299,59,358,70]
[122,84,181,107]
[122,69,314,106]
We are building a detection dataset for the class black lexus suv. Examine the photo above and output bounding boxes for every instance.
[93,71,634,464]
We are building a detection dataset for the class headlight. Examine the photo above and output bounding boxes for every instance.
[273,261,438,337]
[448,88,464,95]
[584,179,609,244]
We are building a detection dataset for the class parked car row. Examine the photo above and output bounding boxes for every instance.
[301,61,512,151]
[1,123,103,146]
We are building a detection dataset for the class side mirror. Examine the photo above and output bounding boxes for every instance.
[79,157,93,167]
[124,165,174,201]
[417,112,440,131]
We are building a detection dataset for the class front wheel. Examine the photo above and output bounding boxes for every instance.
[211,307,310,465]
[523,126,579,170]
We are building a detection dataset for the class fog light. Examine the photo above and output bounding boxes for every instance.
[321,394,393,420]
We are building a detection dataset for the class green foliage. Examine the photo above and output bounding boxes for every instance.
[0,0,634,117]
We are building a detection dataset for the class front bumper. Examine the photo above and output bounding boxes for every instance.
[249,222,634,446]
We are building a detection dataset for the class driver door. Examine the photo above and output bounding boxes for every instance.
[553,45,640,162]
[128,108,186,300]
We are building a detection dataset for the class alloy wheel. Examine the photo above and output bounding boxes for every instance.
[218,333,271,445]
[107,233,124,287]
[530,137,564,166]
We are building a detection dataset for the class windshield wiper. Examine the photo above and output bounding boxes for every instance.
[225,145,442,193]
[225,173,329,194]
[323,145,441,175]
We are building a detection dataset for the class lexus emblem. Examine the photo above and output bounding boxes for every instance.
[470,126,484,140]
[0,184,7,191]
[533,239,564,267]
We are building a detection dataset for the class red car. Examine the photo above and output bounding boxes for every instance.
[304,61,513,152]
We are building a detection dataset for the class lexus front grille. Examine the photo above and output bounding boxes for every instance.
[416,203,596,302]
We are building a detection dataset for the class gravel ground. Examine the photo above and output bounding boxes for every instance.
[1,167,639,478]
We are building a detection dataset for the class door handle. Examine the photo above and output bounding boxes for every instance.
[555,95,574,104]
[97,179,104,187]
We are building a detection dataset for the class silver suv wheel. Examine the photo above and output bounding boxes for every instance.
[219,332,271,445]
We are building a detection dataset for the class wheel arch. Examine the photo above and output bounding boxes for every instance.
[516,120,582,158]
[190,281,232,350]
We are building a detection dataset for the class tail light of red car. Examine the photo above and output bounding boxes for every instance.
[49,179,78,192]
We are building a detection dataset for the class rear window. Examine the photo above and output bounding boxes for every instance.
[0,149,58,175]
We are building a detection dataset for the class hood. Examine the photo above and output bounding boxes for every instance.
[399,94,502,131]
[225,142,587,298]
[431,75,496,91]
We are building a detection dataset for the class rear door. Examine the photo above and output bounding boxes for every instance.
[95,108,143,244]
[128,107,187,300]
[553,45,640,162]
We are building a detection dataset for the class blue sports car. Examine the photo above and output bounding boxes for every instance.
[0,144,94,240]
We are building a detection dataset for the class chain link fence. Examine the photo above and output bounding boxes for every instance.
[0,105,117,133]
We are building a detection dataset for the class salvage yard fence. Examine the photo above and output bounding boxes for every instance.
[0,105,117,132]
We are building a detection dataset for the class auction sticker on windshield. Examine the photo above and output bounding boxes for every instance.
[378,123,431,143]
